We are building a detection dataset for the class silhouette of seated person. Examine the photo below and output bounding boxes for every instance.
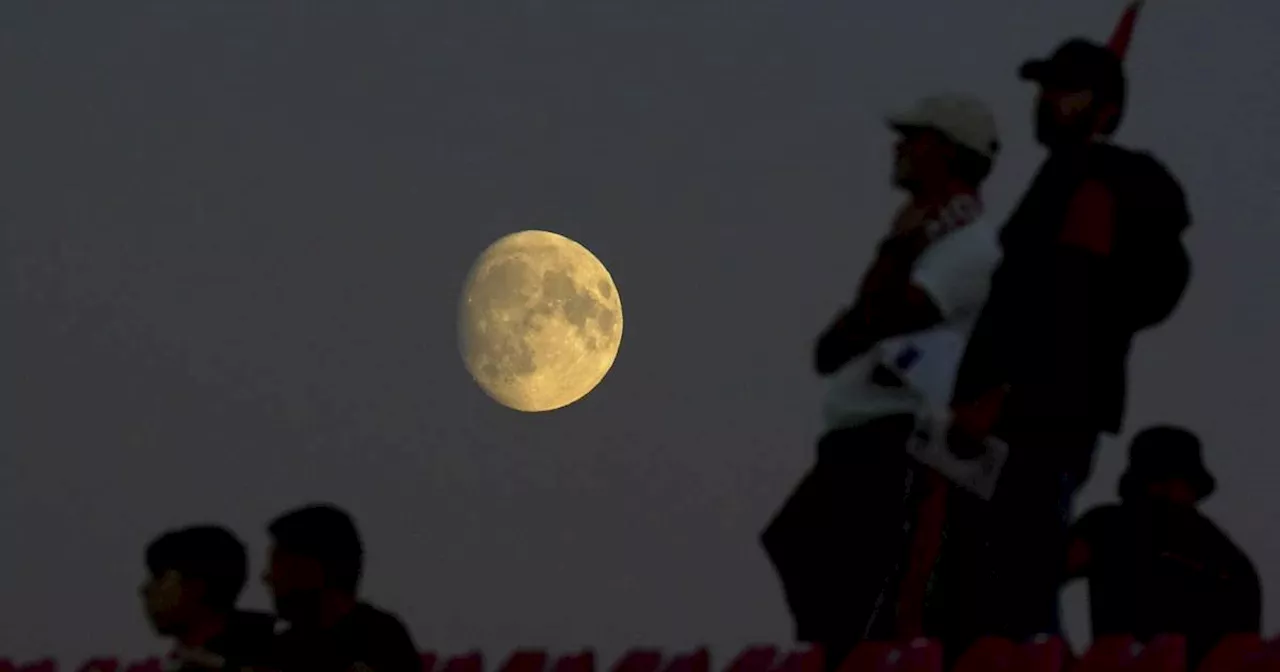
[1065,426,1261,667]
[140,525,276,670]
[264,503,421,672]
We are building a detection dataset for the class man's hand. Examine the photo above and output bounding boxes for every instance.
[947,385,1009,457]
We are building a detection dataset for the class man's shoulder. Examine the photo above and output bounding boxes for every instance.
[207,610,277,662]
[345,603,422,669]
[1094,146,1187,199]
[229,609,277,632]
[349,602,416,638]
[1192,512,1256,567]
[1072,503,1126,535]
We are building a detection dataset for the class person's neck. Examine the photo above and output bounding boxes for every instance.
[313,592,359,630]
[1050,133,1111,157]
[1128,496,1197,514]
[909,179,976,210]
[177,610,229,648]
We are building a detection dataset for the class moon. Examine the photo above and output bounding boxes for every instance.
[459,230,623,412]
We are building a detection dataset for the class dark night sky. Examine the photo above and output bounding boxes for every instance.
[3,0,1278,662]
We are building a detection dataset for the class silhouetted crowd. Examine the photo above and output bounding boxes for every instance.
[140,505,420,672]
[761,13,1262,672]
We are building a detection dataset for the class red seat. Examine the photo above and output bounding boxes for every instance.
[553,650,596,672]
[770,647,822,672]
[724,646,778,672]
[122,659,163,672]
[952,637,1017,672]
[16,661,56,672]
[1198,634,1267,672]
[420,652,440,672]
[442,651,486,672]
[1074,635,1142,672]
[1261,636,1280,671]
[1233,635,1280,672]
[836,641,897,672]
[1134,635,1185,672]
[892,638,942,672]
[77,659,120,672]
[1020,635,1072,672]
[500,650,550,672]
[663,649,710,672]
[612,650,664,672]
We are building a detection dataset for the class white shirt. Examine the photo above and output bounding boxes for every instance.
[820,218,1001,433]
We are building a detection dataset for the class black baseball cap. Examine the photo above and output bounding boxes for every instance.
[1019,38,1126,107]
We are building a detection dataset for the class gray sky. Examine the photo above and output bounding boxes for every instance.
[3,0,1278,664]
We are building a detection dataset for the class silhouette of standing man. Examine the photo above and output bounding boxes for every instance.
[762,93,1001,669]
[913,15,1193,661]
[1067,427,1261,668]
[139,525,275,671]
[264,503,421,672]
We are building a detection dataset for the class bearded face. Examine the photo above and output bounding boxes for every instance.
[1034,87,1103,148]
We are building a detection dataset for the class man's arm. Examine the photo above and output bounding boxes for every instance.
[1025,179,1116,423]
[1064,536,1092,581]
[1218,546,1264,633]
[1063,507,1111,582]
[815,223,998,376]
[813,285,942,375]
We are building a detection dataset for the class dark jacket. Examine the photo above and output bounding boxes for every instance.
[1070,502,1261,665]
[170,610,276,671]
[272,602,421,672]
[953,143,1190,442]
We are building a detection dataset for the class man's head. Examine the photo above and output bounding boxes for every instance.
[1118,426,1216,508]
[263,503,363,623]
[140,525,248,637]
[887,94,999,195]
[1020,39,1127,149]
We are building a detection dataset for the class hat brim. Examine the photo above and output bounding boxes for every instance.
[1019,59,1051,82]
[886,113,928,134]
[1118,467,1217,502]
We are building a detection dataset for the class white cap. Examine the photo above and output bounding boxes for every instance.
[887,94,1000,159]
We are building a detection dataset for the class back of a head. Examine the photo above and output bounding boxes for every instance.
[146,525,248,612]
[268,503,364,593]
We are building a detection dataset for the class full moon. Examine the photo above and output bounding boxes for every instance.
[459,230,623,412]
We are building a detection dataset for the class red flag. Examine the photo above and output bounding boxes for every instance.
[1134,635,1187,672]
[1107,0,1146,60]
